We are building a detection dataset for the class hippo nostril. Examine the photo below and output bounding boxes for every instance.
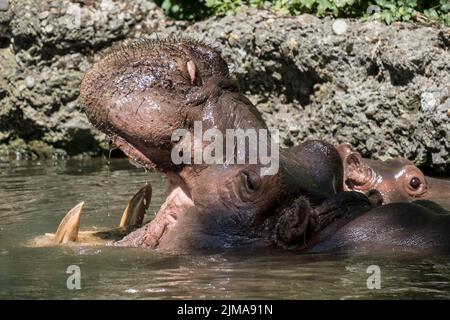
[345,179,355,189]
[168,213,177,223]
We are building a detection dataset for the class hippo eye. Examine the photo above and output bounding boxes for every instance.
[403,166,427,197]
[242,171,261,193]
[409,177,421,189]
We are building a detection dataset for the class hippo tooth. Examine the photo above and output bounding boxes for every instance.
[119,184,152,231]
[54,202,84,244]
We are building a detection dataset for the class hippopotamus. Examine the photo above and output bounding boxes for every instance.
[337,144,450,205]
[78,38,450,254]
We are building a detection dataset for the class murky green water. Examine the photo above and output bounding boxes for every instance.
[1,159,450,299]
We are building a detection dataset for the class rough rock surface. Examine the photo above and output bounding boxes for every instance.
[0,0,182,159]
[188,9,450,173]
[0,4,449,173]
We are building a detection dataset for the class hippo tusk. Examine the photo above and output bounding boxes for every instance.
[54,202,84,244]
[119,184,152,231]
[187,60,196,84]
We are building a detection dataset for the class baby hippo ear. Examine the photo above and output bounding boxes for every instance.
[337,144,357,161]
[338,146,375,191]
[337,143,364,170]
[345,151,364,169]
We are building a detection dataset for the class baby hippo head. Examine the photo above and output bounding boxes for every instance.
[338,144,429,203]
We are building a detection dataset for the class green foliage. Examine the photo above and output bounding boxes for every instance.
[422,0,450,26]
[206,0,244,15]
[155,0,450,26]
[268,0,370,17]
[155,0,212,20]
[368,0,450,25]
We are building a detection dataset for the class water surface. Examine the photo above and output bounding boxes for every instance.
[1,159,450,299]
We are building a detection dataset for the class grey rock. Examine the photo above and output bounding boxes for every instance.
[420,92,437,113]
[0,4,448,173]
[0,0,184,160]
[25,75,35,89]
[332,19,348,35]
[0,0,9,11]
[38,10,49,20]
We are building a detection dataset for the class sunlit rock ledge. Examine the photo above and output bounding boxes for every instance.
[0,2,448,173]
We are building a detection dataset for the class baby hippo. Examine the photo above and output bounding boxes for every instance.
[338,144,450,205]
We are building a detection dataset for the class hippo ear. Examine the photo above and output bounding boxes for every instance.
[337,143,355,159]
[273,197,311,249]
[341,150,376,191]
[336,144,364,171]
[345,152,364,168]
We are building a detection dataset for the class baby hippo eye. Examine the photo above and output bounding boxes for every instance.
[409,177,421,189]
[403,165,427,197]
[242,171,261,193]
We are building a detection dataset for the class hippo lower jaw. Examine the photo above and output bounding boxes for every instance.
[116,187,373,252]
[118,187,194,249]
[117,177,258,250]
[117,185,277,251]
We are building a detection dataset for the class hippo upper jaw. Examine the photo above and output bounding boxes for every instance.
[80,38,271,173]
[111,135,155,170]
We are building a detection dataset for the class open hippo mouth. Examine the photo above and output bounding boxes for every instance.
[79,38,374,251]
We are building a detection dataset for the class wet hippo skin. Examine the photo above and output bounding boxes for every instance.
[338,143,450,205]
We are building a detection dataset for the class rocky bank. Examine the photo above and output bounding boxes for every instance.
[0,0,182,158]
[0,1,449,173]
